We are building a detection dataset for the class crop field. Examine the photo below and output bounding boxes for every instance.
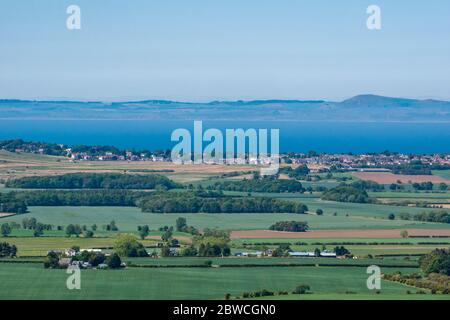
[0,150,253,182]
[2,206,449,233]
[433,170,450,180]
[231,229,450,239]
[273,196,450,221]
[0,263,429,300]
[352,172,450,184]
[2,236,158,257]
[369,191,450,199]
[256,293,450,300]
[121,256,419,267]
[232,237,450,245]
[1,151,449,300]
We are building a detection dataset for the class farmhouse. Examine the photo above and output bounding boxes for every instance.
[58,257,72,268]
[64,248,77,257]
[288,251,337,258]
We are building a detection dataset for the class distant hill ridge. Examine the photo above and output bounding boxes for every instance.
[0,95,449,121]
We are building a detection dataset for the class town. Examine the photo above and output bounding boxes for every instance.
[1,139,449,173]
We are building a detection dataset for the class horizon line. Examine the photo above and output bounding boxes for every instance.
[1,94,450,104]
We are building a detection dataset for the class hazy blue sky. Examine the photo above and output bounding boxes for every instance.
[1,0,449,101]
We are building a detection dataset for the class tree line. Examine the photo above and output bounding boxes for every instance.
[212,177,305,193]
[268,221,309,232]
[138,192,308,214]
[6,172,180,190]
[5,190,144,207]
[400,210,450,224]
[321,186,373,203]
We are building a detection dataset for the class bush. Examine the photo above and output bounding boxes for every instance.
[213,177,305,193]
[0,242,17,257]
[114,234,149,257]
[269,221,309,232]
[419,248,450,275]
[292,284,311,294]
[6,173,180,190]
[106,253,122,269]
[43,251,60,268]
[321,186,372,203]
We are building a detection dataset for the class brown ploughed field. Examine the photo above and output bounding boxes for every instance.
[352,172,450,184]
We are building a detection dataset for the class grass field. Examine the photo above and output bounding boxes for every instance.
[433,170,450,180]
[1,151,449,300]
[1,206,449,233]
[2,236,158,256]
[0,150,253,183]
[120,256,419,267]
[0,263,431,300]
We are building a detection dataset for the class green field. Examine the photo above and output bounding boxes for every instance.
[2,236,158,256]
[1,206,449,233]
[0,263,432,300]
[370,191,450,200]
[121,256,419,267]
[1,150,449,300]
[433,170,450,180]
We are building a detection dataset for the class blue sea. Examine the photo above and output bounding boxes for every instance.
[0,120,449,153]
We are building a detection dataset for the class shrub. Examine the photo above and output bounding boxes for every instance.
[292,284,311,294]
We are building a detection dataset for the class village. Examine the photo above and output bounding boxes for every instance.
[2,139,450,172]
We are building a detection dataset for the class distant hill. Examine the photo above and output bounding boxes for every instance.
[0,95,449,122]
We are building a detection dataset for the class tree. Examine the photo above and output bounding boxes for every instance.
[84,230,94,238]
[314,248,321,257]
[65,224,75,237]
[109,220,118,231]
[106,253,122,269]
[44,251,60,268]
[0,242,17,257]
[33,223,44,237]
[138,225,150,240]
[269,221,309,232]
[388,213,396,220]
[419,248,450,275]
[316,209,323,216]
[334,246,350,256]
[161,229,173,242]
[439,183,448,191]
[321,186,372,203]
[1,223,11,237]
[400,230,409,238]
[113,234,148,257]
[160,245,172,257]
[389,183,399,190]
[176,217,187,232]
[292,284,311,294]
[180,245,198,256]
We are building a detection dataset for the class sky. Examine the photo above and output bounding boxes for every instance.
[0,0,449,102]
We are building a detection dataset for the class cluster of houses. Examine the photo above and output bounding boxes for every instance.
[67,149,450,171]
[178,156,279,166]
[287,153,450,172]
[10,140,449,169]
[68,149,168,162]
[234,250,338,258]
[51,248,119,269]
